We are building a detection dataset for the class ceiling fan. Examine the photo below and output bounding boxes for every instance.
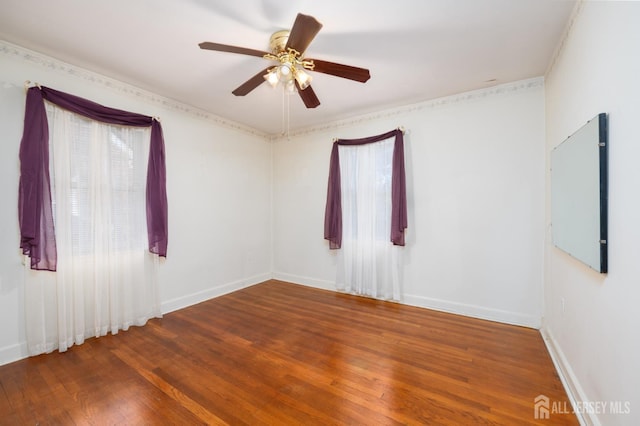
[199,13,371,108]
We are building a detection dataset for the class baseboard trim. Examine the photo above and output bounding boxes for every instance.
[403,294,541,329]
[540,325,593,426]
[161,272,272,314]
[0,342,29,367]
[271,272,335,292]
[272,272,540,329]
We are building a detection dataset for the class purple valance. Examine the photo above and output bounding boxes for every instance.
[18,86,168,271]
[324,128,407,249]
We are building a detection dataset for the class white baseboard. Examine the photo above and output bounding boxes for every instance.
[272,272,540,328]
[0,342,29,367]
[540,325,593,426]
[403,294,541,329]
[271,272,335,292]
[161,272,272,314]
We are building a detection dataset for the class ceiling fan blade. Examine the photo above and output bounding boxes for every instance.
[296,82,320,108]
[199,42,270,58]
[309,59,371,83]
[285,13,323,54]
[232,68,271,96]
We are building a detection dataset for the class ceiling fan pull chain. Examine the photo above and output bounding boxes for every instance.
[287,89,291,139]
[281,86,285,136]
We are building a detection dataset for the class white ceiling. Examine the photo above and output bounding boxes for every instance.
[0,0,576,136]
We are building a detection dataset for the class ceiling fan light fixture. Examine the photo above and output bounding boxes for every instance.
[278,63,293,80]
[264,69,279,88]
[294,68,312,90]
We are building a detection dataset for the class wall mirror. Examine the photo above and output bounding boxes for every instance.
[551,113,608,273]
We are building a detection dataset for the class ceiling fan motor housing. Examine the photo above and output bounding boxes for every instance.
[269,30,290,54]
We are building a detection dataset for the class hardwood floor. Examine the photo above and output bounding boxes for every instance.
[0,280,577,425]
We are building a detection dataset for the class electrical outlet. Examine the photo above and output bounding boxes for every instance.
[561,297,565,315]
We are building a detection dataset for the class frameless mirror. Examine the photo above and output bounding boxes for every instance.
[551,113,608,273]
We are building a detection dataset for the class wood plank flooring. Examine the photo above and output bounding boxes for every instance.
[0,280,577,425]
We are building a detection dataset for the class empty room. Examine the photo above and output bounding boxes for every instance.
[0,1,638,425]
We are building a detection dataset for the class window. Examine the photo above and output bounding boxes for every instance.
[47,104,150,255]
[24,99,161,355]
[339,138,394,243]
[324,129,407,301]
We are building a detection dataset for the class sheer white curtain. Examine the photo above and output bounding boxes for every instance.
[24,103,161,355]
[336,137,402,301]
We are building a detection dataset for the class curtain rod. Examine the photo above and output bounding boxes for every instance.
[332,126,407,142]
[24,80,41,91]
[23,81,162,123]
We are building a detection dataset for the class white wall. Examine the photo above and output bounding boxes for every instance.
[0,42,272,365]
[543,2,640,425]
[273,78,546,328]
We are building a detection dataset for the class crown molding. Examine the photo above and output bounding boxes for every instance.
[545,0,584,78]
[0,40,270,139]
[276,77,545,140]
[2,40,544,142]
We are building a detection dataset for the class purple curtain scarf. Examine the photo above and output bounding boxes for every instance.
[324,128,407,249]
[18,86,168,271]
